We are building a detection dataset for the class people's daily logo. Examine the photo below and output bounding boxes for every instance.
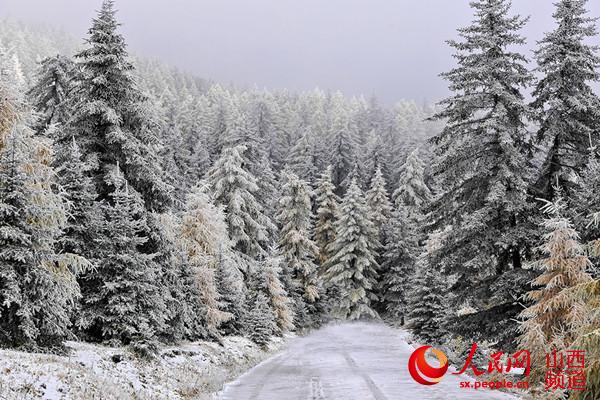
[408,345,449,385]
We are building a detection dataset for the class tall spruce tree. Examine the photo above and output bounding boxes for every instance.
[256,255,294,335]
[215,250,246,336]
[393,148,431,216]
[366,166,392,243]
[0,128,84,349]
[314,166,340,268]
[324,179,380,319]
[288,132,317,183]
[27,55,76,135]
[77,166,166,344]
[207,145,274,261]
[406,231,448,344]
[56,137,101,263]
[67,0,172,211]
[178,185,234,339]
[328,105,356,194]
[277,172,320,327]
[532,0,600,199]
[0,68,89,348]
[379,206,417,324]
[430,0,536,346]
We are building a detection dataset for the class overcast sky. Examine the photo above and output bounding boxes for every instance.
[3,0,600,103]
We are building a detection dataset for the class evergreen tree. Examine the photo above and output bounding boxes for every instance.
[215,250,247,336]
[27,55,76,135]
[363,132,393,191]
[406,231,447,344]
[77,167,166,344]
[277,172,320,327]
[379,206,417,324]
[324,179,380,319]
[67,0,172,211]
[149,212,189,342]
[178,185,234,339]
[314,166,339,268]
[223,99,279,226]
[519,191,593,384]
[277,172,320,300]
[366,166,392,243]
[56,137,101,262]
[531,0,600,198]
[288,132,317,183]
[328,105,356,194]
[207,145,274,261]
[243,291,276,347]
[0,120,86,348]
[573,155,600,246]
[257,255,294,335]
[393,148,431,215]
[430,0,536,345]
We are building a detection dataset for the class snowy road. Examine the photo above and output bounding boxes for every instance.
[219,322,519,400]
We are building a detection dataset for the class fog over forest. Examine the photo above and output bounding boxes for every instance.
[4,0,600,103]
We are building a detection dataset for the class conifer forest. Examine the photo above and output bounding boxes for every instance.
[0,0,599,399]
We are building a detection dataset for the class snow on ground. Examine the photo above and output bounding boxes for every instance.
[218,321,523,400]
[0,335,286,399]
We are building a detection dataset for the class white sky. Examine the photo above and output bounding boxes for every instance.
[3,0,600,103]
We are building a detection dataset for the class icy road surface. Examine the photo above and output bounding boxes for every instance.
[219,322,520,400]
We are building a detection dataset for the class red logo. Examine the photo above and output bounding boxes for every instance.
[408,346,449,385]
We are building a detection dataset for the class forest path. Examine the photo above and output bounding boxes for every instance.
[218,321,520,400]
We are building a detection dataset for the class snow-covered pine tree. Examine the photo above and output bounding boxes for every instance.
[393,148,431,216]
[430,0,536,346]
[324,179,380,319]
[573,155,600,247]
[314,166,340,268]
[519,191,593,384]
[223,98,280,226]
[277,172,320,327]
[148,212,190,342]
[341,159,366,193]
[366,166,392,243]
[328,103,356,194]
[531,0,600,198]
[379,205,417,324]
[363,132,393,193]
[243,291,276,347]
[178,185,233,339]
[155,91,192,205]
[77,166,167,344]
[207,145,274,261]
[0,80,88,348]
[277,171,320,300]
[215,254,246,336]
[257,255,294,335]
[0,49,91,347]
[0,128,81,349]
[56,137,101,263]
[255,153,280,224]
[27,55,76,135]
[406,231,447,344]
[288,132,317,183]
[67,0,172,211]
